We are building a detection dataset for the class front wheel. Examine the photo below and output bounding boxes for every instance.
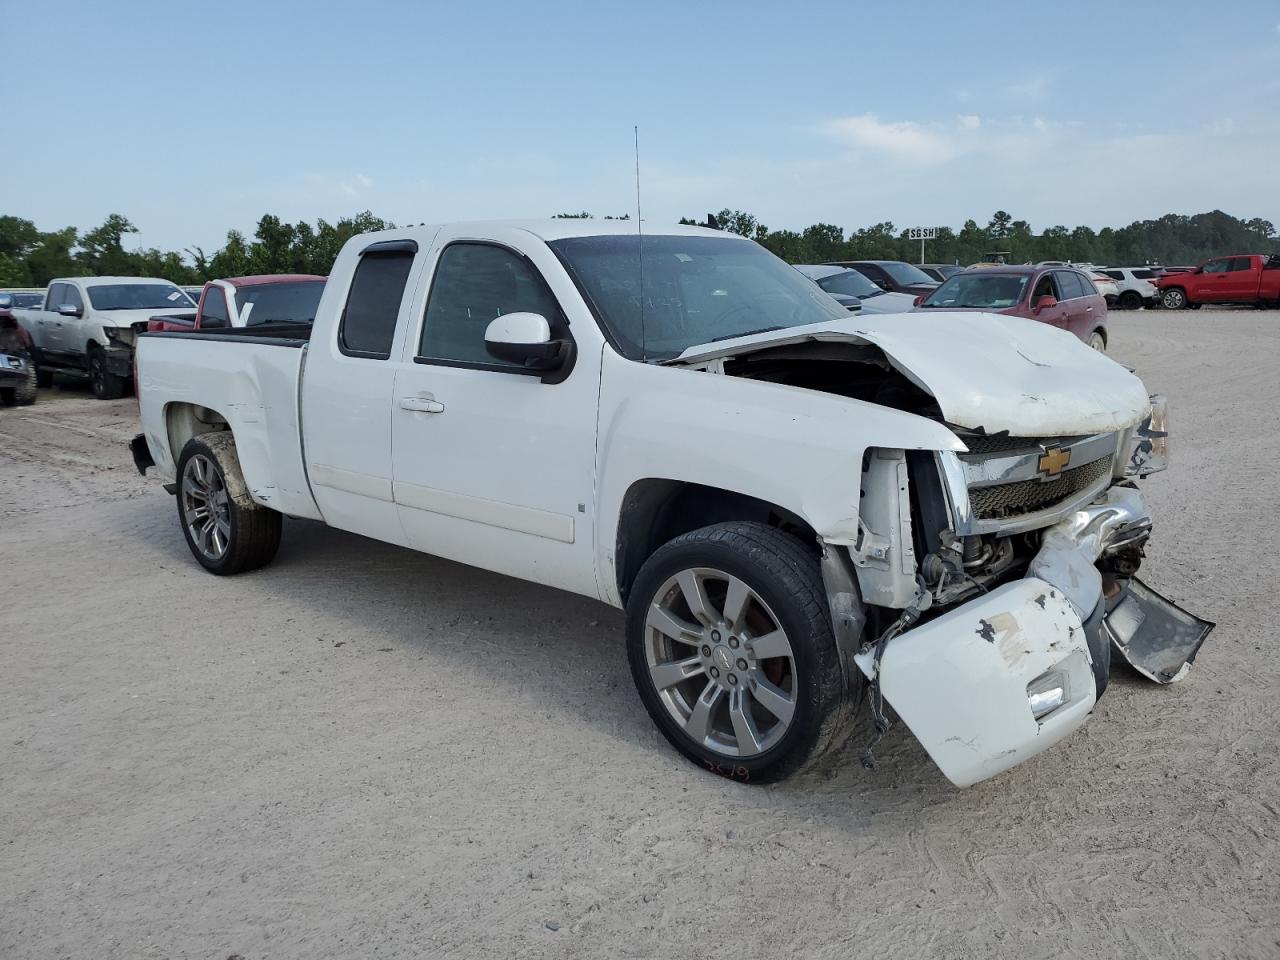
[626,522,851,784]
[1161,289,1186,310]
[88,346,128,400]
[1087,330,1106,352]
[176,432,282,575]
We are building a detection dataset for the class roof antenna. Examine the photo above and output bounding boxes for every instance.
[634,124,647,362]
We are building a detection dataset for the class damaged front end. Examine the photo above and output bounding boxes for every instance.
[836,402,1211,787]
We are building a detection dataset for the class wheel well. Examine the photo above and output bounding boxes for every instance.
[1093,326,1107,344]
[165,402,230,464]
[614,479,818,604]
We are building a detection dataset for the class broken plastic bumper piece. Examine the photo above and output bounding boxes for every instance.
[855,579,1096,787]
[1105,578,1213,683]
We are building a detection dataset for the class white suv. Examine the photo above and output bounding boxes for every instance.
[1097,268,1159,310]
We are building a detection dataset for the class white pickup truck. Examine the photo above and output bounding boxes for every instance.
[17,276,194,398]
[131,220,1212,787]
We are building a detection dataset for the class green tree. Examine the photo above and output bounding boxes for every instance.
[987,210,1013,240]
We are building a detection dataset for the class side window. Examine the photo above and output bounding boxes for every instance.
[419,242,566,368]
[1202,258,1230,274]
[46,282,66,310]
[1102,270,1123,281]
[1031,273,1056,301]
[1133,269,1155,280]
[64,284,84,312]
[200,288,229,328]
[1228,256,1253,272]
[1053,271,1080,300]
[1075,273,1098,297]
[339,248,416,359]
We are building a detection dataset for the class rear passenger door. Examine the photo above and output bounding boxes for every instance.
[1220,256,1258,301]
[300,237,429,546]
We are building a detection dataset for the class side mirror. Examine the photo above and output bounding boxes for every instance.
[0,293,13,309]
[58,303,82,318]
[484,313,566,370]
[1034,295,1058,311]
[913,295,924,306]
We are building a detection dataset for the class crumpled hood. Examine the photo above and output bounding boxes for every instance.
[674,311,1151,437]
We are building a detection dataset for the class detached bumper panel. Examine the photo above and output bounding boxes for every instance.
[1104,578,1214,683]
[854,579,1096,788]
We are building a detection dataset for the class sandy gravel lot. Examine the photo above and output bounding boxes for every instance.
[1,311,1277,959]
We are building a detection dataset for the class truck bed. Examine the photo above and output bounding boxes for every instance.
[135,326,322,521]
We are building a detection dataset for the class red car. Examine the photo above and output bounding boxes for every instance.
[912,265,1108,350]
[1154,254,1280,310]
[149,274,327,332]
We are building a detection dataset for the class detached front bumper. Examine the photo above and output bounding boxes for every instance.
[855,485,1212,787]
[103,344,134,379]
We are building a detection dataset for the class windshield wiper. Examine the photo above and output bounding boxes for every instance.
[710,325,783,342]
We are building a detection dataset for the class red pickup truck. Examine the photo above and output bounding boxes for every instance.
[1156,254,1280,309]
[148,274,326,332]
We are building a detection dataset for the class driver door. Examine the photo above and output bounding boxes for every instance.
[389,227,602,597]
[1030,272,1069,330]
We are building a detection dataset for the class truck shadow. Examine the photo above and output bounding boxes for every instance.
[117,497,1142,815]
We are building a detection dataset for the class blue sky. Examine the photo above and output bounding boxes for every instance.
[4,0,1279,254]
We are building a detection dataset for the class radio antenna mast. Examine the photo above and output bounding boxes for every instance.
[634,124,647,362]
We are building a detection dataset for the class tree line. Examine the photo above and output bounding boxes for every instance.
[1,207,1276,289]
[693,208,1278,268]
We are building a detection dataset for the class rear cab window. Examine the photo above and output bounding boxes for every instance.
[339,242,417,359]
[200,288,229,328]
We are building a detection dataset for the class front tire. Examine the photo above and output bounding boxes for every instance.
[1161,288,1186,310]
[625,522,850,784]
[1118,291,1142,310]
[1087,330,1106,352]
[176,432,282,575]
[88,346,127,400]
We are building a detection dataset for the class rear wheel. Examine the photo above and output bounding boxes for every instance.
[626,522,851,784]
[1161,288,1186,310]
[88,345,127,400]
[1118,290,1142,310]
[176,432,282,575]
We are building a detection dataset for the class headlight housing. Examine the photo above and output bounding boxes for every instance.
[1121,394,1169,477]
[0,353,26,370]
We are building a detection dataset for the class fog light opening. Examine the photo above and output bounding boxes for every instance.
[1027,670,1070,721]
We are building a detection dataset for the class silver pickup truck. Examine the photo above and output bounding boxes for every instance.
[131,220,1213,787]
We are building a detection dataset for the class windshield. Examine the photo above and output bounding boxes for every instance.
[550,235,847,360]
[815,269,883,299]
[234,280,325,326]
[921,273,1029,309]
[87,284,193,310]
[878,261,936,286]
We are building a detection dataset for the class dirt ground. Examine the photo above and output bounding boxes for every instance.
[1,310,1277,960]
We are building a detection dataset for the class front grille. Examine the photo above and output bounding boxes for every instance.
[969,455,1113,520]
[960,433,1086,456]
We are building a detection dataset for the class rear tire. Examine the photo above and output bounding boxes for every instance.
[625,521,851,784]
[176,432,282,575]
[88,345,127,400]
[1118,291,1142,310]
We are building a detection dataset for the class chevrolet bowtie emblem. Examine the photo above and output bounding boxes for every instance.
[1038,447,1071,477]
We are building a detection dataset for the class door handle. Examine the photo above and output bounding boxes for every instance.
[399,397,445,413]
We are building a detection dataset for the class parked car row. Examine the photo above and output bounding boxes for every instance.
[3,274,327,399]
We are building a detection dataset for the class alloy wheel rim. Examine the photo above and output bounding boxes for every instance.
[645,567,797,758]
[181,453,232,560]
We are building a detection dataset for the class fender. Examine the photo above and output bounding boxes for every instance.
[594,350,963,606]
